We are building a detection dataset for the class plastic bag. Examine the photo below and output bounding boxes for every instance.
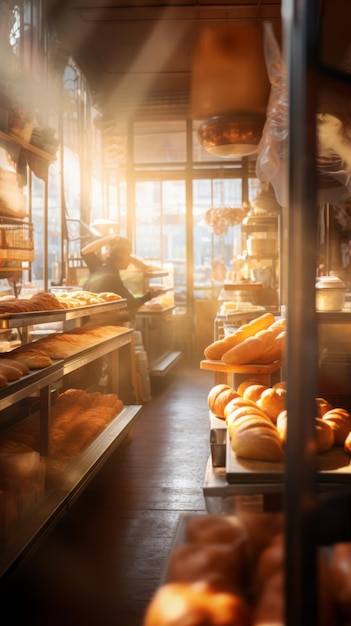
[256,21,351,206]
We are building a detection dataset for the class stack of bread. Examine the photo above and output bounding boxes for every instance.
[0,290,123,315]
[204,313,286,365]
[207,380,351,463]
[13,325,126,360]
[143,511,348,626]
[0,387,124,489]
[55,290,122,308]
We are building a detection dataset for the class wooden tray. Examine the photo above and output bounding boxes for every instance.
[226,430,351,485]
[200,359,282,375]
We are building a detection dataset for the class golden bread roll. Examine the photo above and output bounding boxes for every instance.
[226,406,272,430]
[257,388,287,424]
[316,397,333,418]
[235,511,284,564]
[272,381,286,391]
[278,412,335,452]
[237,378,262,396]
[323,408,351,445]
[166,542,251,595]
[227,409,283,462]
[207,384,239,419]
[98,291,122,301]
[243,384,269,403]
[224,396,267,423]
[315,417,335,452]
[143,582,252,626]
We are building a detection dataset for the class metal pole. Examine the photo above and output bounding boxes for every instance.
[282,0,319,624]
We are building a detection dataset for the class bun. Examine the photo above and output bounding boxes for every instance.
[316,397,333,418]
[237,379,262,396]
[143,583,252,626]
[315,417,335,452]
[242,384,269,403]
[323,408,351,445]
[278,412,335,452]
[257,388,287,424]
[207,384,239,419]
[166,542,251,594]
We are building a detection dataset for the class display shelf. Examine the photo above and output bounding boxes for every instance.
[136,306,182,377]
[0,360,62,414]
[150,350,182,376]
[0,298,128,330]
[0,404,142,586]
[200,359,282,387]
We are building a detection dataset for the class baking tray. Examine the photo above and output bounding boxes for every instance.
[226,430,351,485]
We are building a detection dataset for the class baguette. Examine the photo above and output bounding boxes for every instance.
[0,362,23,381]
[204,312,275,360]
[0,357,30,375]
[222,327,285,365]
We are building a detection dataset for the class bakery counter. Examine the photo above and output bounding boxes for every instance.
[0,404,142,585]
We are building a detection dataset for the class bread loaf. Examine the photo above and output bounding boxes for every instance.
[257,388,287,424]
[204,313,275,361]
[8,349,52,369]
[227,407,283,462]
[0,362,23,381]
[222,326,284,366]
[242,384,269,403]
[277,411,335,452]
[0,357,29,375]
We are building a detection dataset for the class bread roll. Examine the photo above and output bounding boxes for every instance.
[143,582,252,626]
[315,417,335,452]
[323,408,351,445]
[257,388,287,424]
[166,542,251,595]
[227,410,283,462]
[278,412,335,452]
[316,397,333,418]
[224,396,267,423]
[243,384,269,403]
[237,379,262,396]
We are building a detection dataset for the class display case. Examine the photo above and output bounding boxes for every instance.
[0,299,142,585]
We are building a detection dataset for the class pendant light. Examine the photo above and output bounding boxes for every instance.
[190,21,271,158]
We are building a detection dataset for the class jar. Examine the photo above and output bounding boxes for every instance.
[315,275,346,311]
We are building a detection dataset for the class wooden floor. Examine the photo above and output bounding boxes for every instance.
[2,357,214,626]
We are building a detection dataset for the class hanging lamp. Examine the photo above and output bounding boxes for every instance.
[190,21,271,158]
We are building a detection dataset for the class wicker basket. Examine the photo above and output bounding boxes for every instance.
[0,222,34,264]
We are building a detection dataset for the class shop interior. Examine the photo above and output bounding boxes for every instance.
[1,0,351,625]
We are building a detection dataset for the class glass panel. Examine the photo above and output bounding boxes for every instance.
[192,177,243,298]
[134,179,186,306]
[134,120,186,164]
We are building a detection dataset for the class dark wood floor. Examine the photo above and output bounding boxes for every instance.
[2,357,214,626]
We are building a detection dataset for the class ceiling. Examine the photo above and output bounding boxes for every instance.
[45,0,282,121]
